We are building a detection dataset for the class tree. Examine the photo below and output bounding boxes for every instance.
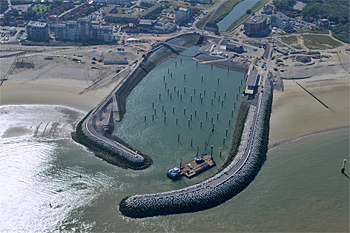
[0,0,9,14]
[246,9,251,14]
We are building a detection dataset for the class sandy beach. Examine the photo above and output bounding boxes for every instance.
[0,46,137,112]
[1,44,349,146]
[269,75,349,146]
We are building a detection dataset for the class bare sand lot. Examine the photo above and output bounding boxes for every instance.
[270,76,349,146]
[0,48,135,112]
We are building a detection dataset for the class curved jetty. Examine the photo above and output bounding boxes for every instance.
[119,79,273,218]
[72,33,206,169]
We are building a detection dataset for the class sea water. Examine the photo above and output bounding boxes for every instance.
[0,105,349,232]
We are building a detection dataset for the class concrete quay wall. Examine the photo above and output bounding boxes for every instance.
[119,79,273,218]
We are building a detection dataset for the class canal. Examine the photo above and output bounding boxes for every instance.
[217,0,259,32]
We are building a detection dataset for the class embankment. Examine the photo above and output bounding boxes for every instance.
[72,33,203,170]
[119,79,273,218]
[72,111,152,170]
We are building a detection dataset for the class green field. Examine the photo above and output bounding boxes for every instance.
[302,34,342,50]
[33,4,50,13]
[280,36,298,45]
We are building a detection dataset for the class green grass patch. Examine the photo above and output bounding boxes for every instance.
[302,34,342,50]
[195,12,212,30]
[33,4,50,13]
[280,36,298,45]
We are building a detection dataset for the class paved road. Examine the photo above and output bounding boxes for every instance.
[84,63,143,162]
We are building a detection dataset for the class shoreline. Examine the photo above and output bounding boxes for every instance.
[269,76,349,146]
[268,126,349,151]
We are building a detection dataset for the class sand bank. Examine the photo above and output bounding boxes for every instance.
[269,76,349,146]
[0,53,124,112]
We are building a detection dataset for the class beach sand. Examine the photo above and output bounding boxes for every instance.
[0,52,126,112]
[269,76,349,146]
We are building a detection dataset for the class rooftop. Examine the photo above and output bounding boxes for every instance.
[246,66,259,87]
[27,21,47,27]
[246,15,267,24]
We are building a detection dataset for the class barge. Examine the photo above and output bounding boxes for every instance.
[167,154,215,180]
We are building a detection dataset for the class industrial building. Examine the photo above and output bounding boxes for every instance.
[175,7,192,25]
[226,43,245,53]
[270,13,295,32]
[244,15,269,36]
[104,5,139,24]
[26,21,49,42]
[244,66,259,95]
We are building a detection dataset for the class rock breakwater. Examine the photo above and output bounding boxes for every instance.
[119,79,273,218]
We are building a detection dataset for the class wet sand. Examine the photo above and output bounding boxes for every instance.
[269,76,349,146]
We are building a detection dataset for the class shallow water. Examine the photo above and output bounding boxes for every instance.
[1,104,349,232]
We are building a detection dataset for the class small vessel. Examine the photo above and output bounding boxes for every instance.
[167,129,215,180]
[167,154,215,180]
[166,167,182,180]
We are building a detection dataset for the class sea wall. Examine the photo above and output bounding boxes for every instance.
[119,79,273,218]
[72,111,152,170]
[73,33,202,169]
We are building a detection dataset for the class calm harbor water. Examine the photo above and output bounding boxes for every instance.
[0,104,349,232]
[113,49,245,187]
[217,0,259,31]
